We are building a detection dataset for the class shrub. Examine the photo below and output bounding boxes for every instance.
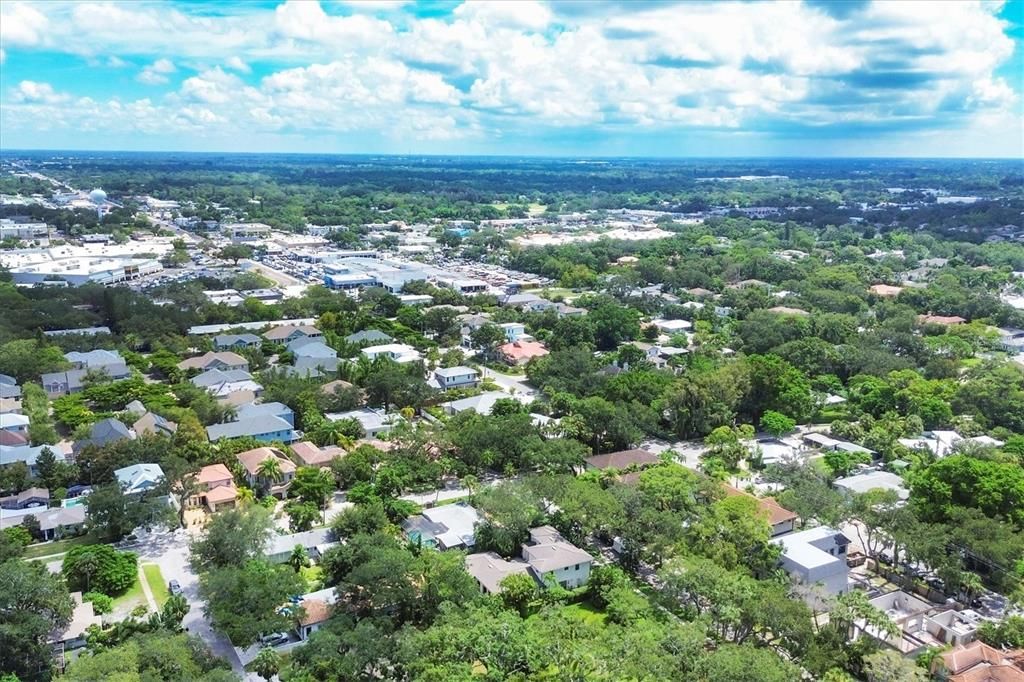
[82,592,113,614]
[63,544,138,596]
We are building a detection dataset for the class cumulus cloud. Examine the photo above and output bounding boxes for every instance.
[0,0,1019,151]
[137,58,176,85]
[10,80,70,104]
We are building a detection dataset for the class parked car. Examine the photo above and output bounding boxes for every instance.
[168,580,183,596]
[259,632,290,647]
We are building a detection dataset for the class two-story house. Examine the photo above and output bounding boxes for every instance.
[213,333,262,351]
[206,414,296,443]
[772,526,851,609]
[465,525,594,595]
[264,324,323,344]
[432,366,480,391]
[235,447,296,497]
[188,463,238,512]
[177,351,249,373]
[361,343,422,364]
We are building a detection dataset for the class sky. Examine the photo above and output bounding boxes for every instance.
[0,0,1022,158]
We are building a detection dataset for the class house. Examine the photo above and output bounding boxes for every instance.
[236,447,297,496]
[856,590,985,655]
[213,333,261,350]
[207,415,297,444]
[191,368,263,398]
[1,412,29,434]
[498,340,549,366]
[0,378,21,400]
[43,326,112,338]
[361,343,422,364]
[499,322,526,343]
[41,364,131,397]
[652,319,693,334]
[722,484,797,537]
[898,429,965,458]
[264,324,323,343]
[520,526,594,589]
[191,367,254,388]
[0,429,28,447]
[465,525,593,595]
[932,640,1024,682]
[188,464,238,512]
[432,366,480,391]
[114,463,165,496]
[290,341,340,372]
[290,441,346,467]
[554,302,586,317]
[772,526,850,609]
[177,351,249,373]
[1,444,65,476]
[997,327,1024,353]
[584,449,660,471]
[344,329,393,346]
[237,402,295,427]
[65,349,125,370]
[868,284,904,297]
[918,314,967,326]
[267,528,337,564]
[325,408,401,438]
[0,487,49,510]
[294,586,338,641]
[0,397,22,415]
[0,504,86,540]
[73,418,134,454]
[50,592,103,651]
[465,552,534,594]
[439,391,526,416]
[401,503,481,550]
[132,411,177,438]
[833,470,910,501]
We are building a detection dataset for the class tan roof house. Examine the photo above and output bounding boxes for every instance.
[236,447,296,497]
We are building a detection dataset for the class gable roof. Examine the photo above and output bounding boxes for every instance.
[235,447,296,476]
[265,324,321,341]
[196,463,234,485]
[132,412,177,437]
[178,351,248,370]
[207,415,293,441]
[344,329,393,344]
[584,449,659,470]
[290,441,345,467]
[114,463,165,495]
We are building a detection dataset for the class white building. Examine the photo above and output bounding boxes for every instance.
[772,526,851,609]
[361,343,422,364]
[432,366,480,391]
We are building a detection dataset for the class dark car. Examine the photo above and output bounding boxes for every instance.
[168,580,183,596]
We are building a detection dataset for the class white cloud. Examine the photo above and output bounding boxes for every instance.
[10,80,70,104]
[137,58,176,85]
[226,56,251,73]
[0,0,1019,151]
[106,55,128,68]
[0,2,49,46]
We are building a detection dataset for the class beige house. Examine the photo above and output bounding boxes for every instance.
[177,351,249,373]
[188,463,238,512]
[236,447,296,497]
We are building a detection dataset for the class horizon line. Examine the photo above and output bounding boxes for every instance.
[2,146,1023,162]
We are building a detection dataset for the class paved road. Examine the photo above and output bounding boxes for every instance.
[479,367,536,398]
[126,529,245,676]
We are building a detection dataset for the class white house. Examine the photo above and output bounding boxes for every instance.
[498,322,526,343]
[361,343,422,364]
[113,463,165,497]
[520,526,594,589]
[432,366,480,391]
[772,526,851,609]
[326,408,402,438]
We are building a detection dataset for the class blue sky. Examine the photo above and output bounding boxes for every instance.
[1,0,1022,157]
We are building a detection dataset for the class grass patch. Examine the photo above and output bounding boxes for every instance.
[142,564,170,607]
[23,534,92,560]
[111,575,146,612]
[561,602,608,627]
[301,565,324,591]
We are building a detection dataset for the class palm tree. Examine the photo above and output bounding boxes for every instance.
[257,456,283,486]
[288,544,309,572]
[461,474,479,504]
[236,486,256,505]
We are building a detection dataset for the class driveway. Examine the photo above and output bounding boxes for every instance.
[128,528,244,675]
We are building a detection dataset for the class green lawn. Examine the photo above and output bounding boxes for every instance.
[561,602,608,627]
[301,565,324,591]
[111,575,147,613]
[23,535,92,560]
[142,564,170,607]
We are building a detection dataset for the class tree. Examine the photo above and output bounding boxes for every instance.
[469,323,507,360]
[63,544,138,596]
[86,482,172,543]
[286,500,320,532]
[190,505,272,571]
[0,559,74,681]
[863,649,926,682]
[256,456,283,486]
[588,302,641,351]
[0,338,68,383]
[218,244,253,265]
[21,514,41,541]
[760,410,796,437]
[499,572,538,617]
[62,631,232,681]
[288,544,310,572]
[699,643,802,682]
[290,466,335,523]
[250,647,282,681]
[910,454,1024,525]
[200,560,305,647]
